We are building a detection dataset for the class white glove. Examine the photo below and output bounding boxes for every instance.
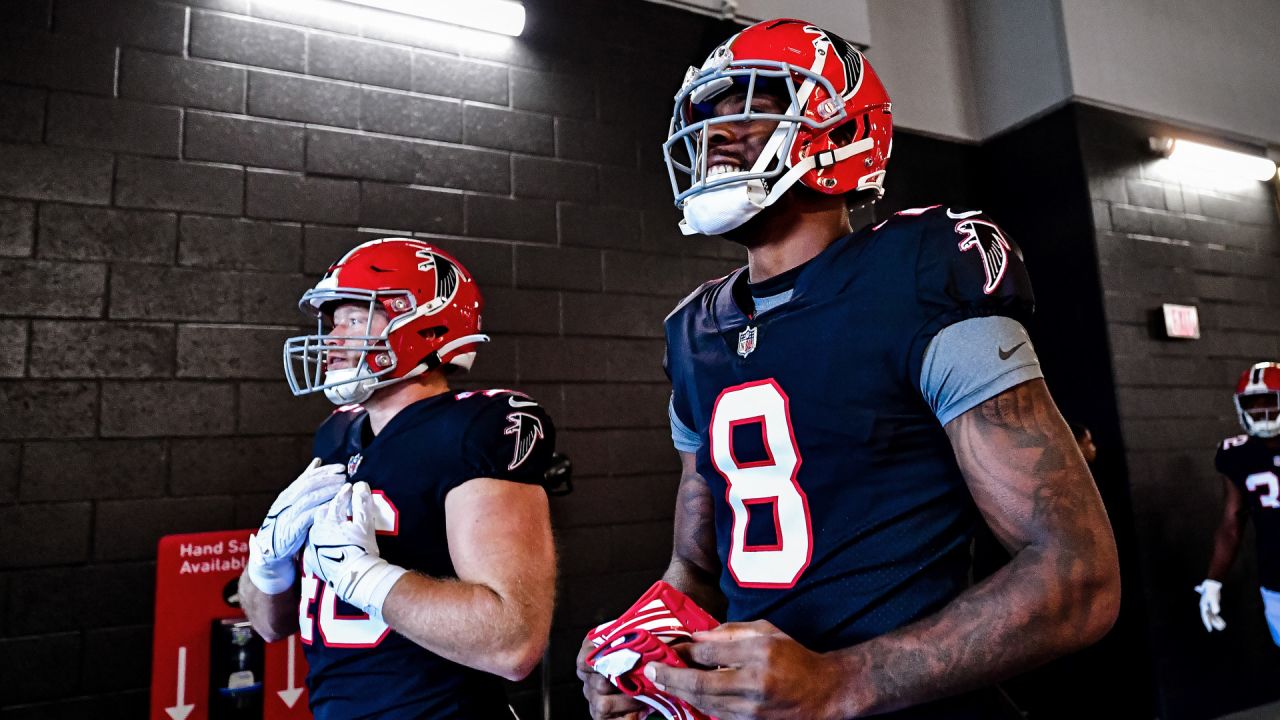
[304,482,408,620]
[1195,579,1226,632]
[246,458,346,594]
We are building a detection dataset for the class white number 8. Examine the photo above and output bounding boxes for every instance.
[710,379,812,588]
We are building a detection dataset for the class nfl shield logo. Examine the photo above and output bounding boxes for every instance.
[347,453,363,476]
[737,326,758,358]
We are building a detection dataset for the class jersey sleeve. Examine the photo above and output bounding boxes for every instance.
[919,316,1044,425]
[1215,435,1248,476]
[916,209,1035,324]
[446,396,557,500]
[669,394,703,453]
[906,209,1037,395]
[664,308,702,454]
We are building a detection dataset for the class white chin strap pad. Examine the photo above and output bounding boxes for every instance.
[323,367,377,405]
[679,137,876,237]
[679,178,769,236]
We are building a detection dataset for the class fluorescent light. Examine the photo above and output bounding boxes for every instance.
[341,0,525,36]
[1150,137,1277,182]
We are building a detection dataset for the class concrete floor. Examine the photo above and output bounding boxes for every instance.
[1217,700,1280,720]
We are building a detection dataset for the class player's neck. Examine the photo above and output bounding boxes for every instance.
[364,372,451,434]
[731,195,871,283]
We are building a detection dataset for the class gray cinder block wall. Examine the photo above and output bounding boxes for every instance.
[0,0,745,715]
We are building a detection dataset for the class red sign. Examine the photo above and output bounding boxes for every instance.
[1162,303,1201,339]
[150,529,312,720]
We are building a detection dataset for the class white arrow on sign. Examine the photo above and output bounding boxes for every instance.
[277,634,304,708]
[165,646,195,720]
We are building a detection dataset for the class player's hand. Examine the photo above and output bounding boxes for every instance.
[1195,579,1227,632]
[305,482,407,619]
[643,620,850,720]
[246,458,346,593]
[576,634,651,720]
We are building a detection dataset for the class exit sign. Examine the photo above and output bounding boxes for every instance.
[1162,303,1200,339]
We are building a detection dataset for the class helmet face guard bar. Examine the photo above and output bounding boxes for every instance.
[663,60,846,208]
[1236,390,1280,437]
[283,287,409,398]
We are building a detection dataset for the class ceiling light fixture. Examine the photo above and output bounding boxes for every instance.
[340,0,526,37]
[1149,137,1277,182]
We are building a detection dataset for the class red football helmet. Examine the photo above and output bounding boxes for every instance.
[663,18,892,235]
[1235,362,1280,438]
[284,238,488,405]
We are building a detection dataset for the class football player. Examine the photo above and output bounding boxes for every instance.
[578,19,1120,719]
[1196,362,1280,646]
[238,238,558,718]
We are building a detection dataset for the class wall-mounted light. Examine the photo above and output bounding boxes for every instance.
[340,0,526,37]
[1149,137,1277,182]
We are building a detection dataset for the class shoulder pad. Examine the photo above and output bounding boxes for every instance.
[1221,434,1250,451]
[454,388,539,407]
[313,403,367,458]
[665,272,734,325]
[913,207,1035,319]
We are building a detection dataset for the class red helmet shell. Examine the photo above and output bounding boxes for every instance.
[1237,362,1280,394]
[727,19,891,195]
[316,238,483,378]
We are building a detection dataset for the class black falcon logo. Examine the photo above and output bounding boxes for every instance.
[955,219,1015,295]
[823,29,863,98]
[415,250,461,307]
[504,412,545,471]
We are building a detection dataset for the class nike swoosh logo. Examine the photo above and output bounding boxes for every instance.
[320,551,346,564]
[509,397,539,408]
[947,208,983,219]
[999,342,1026,361]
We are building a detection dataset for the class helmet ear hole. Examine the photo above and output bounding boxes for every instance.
[418,325,448,340]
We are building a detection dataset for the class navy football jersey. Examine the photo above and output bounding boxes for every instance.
[1216,433,1280,591]
[665,206,1033,706]
[298,389,555,720]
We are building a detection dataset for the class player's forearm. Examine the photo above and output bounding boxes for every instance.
[1206,523,1242,580]
[830,380,1121,717]
[665,455,727,618]
[382,572,553,681]
[826,537,1119,717]
[662,556,725,619]
[238,572,300,642]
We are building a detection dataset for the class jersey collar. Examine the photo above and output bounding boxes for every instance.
[711,223,875,332]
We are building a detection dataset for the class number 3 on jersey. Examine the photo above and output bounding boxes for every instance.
[1247,471,1280,509]
[710,379,813,588]
[299,489,399,647]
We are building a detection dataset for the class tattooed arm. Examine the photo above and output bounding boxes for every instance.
[829,377,1121,714]
[646,378,1120,719]
[660,451,727,616]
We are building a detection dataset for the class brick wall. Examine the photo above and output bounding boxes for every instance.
[1077,105,1280,719]
[0,1,1054,717]
[0,0,750,715]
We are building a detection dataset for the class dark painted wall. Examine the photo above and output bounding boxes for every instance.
[977,105,1154,720]
[0,0,745,715]
[1076,104,1280,720]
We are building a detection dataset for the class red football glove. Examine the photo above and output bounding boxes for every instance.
[585,581,719,720]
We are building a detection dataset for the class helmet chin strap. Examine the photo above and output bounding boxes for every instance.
[319,334,491,405]
[680,43,876,237]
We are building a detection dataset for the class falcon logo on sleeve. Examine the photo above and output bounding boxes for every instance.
[504,412,545,470]
[955,218,1015,295]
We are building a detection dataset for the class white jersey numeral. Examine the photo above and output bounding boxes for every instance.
[299,490,399,648]
[709,379,812,588]
[1246,471,1280,509]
